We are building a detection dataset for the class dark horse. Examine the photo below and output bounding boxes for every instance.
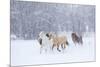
[71,32,83,45]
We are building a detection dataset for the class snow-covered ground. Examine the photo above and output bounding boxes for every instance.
[11,33,96,66]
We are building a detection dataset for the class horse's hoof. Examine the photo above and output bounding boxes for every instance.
[58,50,61,52]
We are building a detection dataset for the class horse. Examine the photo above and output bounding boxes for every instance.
[38,31,53,54]
[71,32,83,45]
[47,32,69,52]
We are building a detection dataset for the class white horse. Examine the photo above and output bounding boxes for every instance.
[38,32,53,54]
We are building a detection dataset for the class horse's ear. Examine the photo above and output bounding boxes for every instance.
[46,33,49,37]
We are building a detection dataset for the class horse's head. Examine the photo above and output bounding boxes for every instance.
[46,32,57,40]
[38,31,45,38]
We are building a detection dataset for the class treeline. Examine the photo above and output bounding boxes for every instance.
[10,1,95,39]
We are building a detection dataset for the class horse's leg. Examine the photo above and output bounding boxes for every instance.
[73,39,76,46]
[45,48,47,54]
[61,44,64,49]
[74,39,77,46]
[61,43,66,50]
[62,43,67,53]
[80,38,83,45]
[57,44,61,52]
[40,46,43,54]
[52,44,55,51]
[64,43,66,49]
[61,43,64,53]
[51,44,56,54]
[75,42,77,46]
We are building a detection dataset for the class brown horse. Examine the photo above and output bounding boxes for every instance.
[71,32,83,45]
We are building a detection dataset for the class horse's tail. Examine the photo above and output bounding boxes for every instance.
[79,36,83,44]
[66,41,69,46]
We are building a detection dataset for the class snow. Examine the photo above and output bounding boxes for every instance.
[10,34,17,40]
[11,33,96,66]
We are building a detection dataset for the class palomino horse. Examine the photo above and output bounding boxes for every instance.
[47,32,69,52]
